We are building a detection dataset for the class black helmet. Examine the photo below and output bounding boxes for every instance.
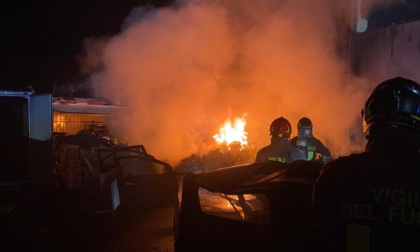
[297,117,313,138]
[297,117,313,129]
[270,117,292,138]
[362,77,420,134]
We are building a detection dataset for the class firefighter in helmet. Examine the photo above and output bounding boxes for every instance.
[290,117,332,163]
[311,77,420,251]
[256,117,305,163]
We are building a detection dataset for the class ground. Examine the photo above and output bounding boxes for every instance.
[0,181,178,252]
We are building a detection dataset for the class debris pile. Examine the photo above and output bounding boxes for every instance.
[175,142,256,174]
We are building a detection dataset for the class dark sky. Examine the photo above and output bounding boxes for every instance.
[0,0,172,94]
[2,0,420,94]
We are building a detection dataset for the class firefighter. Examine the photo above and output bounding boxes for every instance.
[256,117,305,163]
[311,77,420,251]
[290,117,332,163]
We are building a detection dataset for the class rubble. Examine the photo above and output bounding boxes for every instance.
[175,142,256,174]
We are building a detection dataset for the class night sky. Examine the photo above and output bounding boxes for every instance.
[1,0,172,94]
[2,0,420,95]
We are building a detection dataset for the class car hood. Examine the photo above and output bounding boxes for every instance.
[183,160,322,194]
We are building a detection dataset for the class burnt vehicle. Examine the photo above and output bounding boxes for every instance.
[81,144,179,212]
[175,160,322,252]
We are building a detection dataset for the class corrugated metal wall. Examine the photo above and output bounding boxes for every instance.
[53,110,111,135]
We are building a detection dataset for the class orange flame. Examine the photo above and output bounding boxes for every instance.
[213,116,248,148]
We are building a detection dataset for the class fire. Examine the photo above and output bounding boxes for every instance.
[213,116,248,148]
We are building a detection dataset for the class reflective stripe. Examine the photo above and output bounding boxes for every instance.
[347,224,370,252]
[268,156,286,163]
[307,151,314,161]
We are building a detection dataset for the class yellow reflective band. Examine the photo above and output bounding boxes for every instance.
[411,115,420,121]
[308,151,314,161]
[268,157,286,163]
[347,225,370,252]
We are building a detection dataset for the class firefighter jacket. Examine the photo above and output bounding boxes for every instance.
[311,140,420,252]
[255,137,305,163]
[290,136,331,163]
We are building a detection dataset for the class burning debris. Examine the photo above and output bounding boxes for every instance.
[175,143,256,174]
[176,116,256,173]
[213,116,248,148]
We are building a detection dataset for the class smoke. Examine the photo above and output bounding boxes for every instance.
[85,0,381,165]
[77,36,110,76]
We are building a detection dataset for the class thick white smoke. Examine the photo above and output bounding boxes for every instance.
[86,0,384,165]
